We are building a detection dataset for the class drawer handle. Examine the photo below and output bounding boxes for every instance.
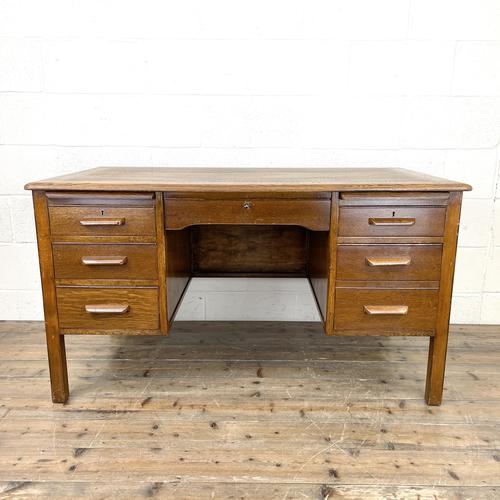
[81,256,128,266]
[366,257,411,267]
[79,217,125,226]
[242,201,252,210]
[85,303,130,314]
[368,218,416,226]
[364,305,409,316]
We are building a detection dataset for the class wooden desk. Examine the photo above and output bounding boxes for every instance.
[26,167,471,405]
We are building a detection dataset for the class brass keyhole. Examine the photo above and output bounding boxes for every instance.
[243,201,252,210]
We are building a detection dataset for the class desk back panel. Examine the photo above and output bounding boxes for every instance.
[191,225,309,276]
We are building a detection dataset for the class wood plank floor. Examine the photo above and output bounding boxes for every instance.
[0,321,499,499]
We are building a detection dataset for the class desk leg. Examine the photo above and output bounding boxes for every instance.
[33,190,69,403]
[46,331,69,403]
[425,191,462,406]
[425,334,449,406]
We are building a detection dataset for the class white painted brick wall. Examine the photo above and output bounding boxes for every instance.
[1,0,499,323]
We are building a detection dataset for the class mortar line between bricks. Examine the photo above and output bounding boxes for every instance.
[2,90,500,98]
[0,144,499,152]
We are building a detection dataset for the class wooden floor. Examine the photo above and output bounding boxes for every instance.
[0,322,499,499]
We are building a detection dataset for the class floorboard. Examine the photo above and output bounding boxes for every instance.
[0,321,499,499]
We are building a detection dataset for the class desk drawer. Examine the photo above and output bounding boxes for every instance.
[336,244,442,281]
[338,207,445,237]
[165,198,331,231]
[57,287,159,330]
[49,206,155,238]
[53,244,158,280]
[334,288,438,334]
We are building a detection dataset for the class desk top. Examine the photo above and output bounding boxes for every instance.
[25,167,471,192]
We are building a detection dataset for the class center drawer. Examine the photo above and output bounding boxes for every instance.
[336,244,442,281]
[57,287,159,331]
[164,198,331,231]
[53,243,158,280]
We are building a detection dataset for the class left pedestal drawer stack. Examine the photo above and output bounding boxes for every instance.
[46,192,165,335]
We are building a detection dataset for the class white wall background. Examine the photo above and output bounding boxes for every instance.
[1,0,499,324]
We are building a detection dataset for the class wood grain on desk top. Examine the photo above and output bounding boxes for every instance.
[25,167,471,192]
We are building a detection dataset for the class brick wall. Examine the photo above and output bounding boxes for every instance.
[0,0,499,322]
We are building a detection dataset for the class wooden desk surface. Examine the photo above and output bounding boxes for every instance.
[25,166,471,192]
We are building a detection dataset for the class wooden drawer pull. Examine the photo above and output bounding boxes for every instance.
[363,305,409,315]
[368,217,415,226]
[85,303,130,314]
[81,256,128,266]
[79,217,125,226]
[365,256,411,267]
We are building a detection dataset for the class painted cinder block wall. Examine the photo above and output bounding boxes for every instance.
[0,0,499,323]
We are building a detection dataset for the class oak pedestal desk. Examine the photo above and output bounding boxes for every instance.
[25,167,471,405]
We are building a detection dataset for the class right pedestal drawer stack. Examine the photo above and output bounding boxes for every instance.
[334,192,449,336]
